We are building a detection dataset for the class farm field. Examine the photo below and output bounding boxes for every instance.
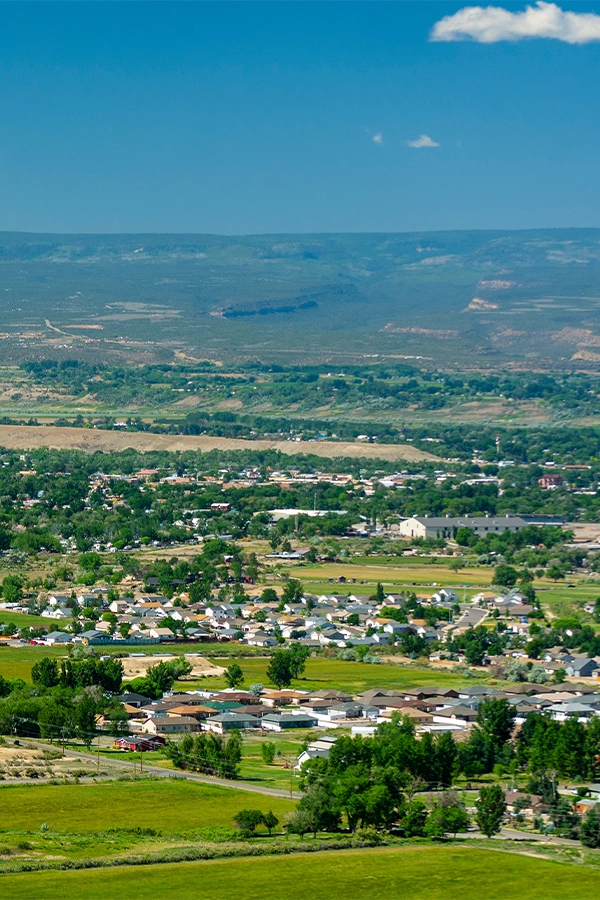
[1,845,598,900]
[0,778,294,835]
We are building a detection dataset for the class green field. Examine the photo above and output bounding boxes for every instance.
[0,611,55,629]
[293,560,495,588]
[0,845,598,900]
[0,778,294,835]
[0,645,67,680]
[193,656,484,694]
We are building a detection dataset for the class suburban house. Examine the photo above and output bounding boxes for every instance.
[204,712,260,734]
[142,716,201,735]
[565,658,598,678]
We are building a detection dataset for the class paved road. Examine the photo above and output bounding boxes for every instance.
[3,737,302,799]
[456,607,488,628]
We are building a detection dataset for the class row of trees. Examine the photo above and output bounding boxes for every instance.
[164,731,243,778]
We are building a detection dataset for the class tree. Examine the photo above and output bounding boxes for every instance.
[456,527,476,547]
[224,663,244,689]
[249,682,263,697]
[289,643,309,679]
[425,804,469,838]
[266,649,293,689]
[233,809,264,837]
[262,810,279,836]
[75,693,97,749]
[398,799,428,837]
[261,742,276,765]
[281,579,303,607]
[108,704,129,736]
[493,565,518,588]
[284,807,315,838]
[297,783,341,834]
[580,806,600,848]
[477,698,516,751]
[260,588,278,603]
[188,580,212,604]
[475,784,506,837]
[549,796,580,838]
[547,562,567,582]
[1,575,23,604]
[31,657,60,688]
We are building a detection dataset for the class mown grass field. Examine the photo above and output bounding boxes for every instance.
[1,845,598,900]
[292,561,494,588]
[0,778,294,834]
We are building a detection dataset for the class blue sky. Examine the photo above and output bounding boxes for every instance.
[1,1,600,233]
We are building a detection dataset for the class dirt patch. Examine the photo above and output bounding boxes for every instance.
[121,655,225,680]
[0,425,439,462]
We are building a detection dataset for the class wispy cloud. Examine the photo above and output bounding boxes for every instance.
[372,132,383,144]
[430,1,600,44]
[406,135,440,148]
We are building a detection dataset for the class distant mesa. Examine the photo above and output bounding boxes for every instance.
[466,297,499,311]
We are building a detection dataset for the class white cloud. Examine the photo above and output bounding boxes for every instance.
[372,132,383,144]
[406,134,440,148]
[430,1,600,44]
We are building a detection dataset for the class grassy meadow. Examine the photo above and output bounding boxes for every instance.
[0,846,598,900]
[188,655,484,694]
[0,645,68,681]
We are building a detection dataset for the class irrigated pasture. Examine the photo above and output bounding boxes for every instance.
[0,845,597,900]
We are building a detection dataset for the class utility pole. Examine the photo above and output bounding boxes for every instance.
[140,748,143,774]
[97,736,100,774]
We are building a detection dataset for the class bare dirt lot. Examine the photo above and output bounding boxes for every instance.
[0,744,98,779]
[121,655,225,680]
[0,425,438,462]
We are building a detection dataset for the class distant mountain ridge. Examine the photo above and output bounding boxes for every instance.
[0,229,600,366]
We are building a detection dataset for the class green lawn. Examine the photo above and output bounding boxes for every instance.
[0,845,598,900]
[0,778,295,834]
